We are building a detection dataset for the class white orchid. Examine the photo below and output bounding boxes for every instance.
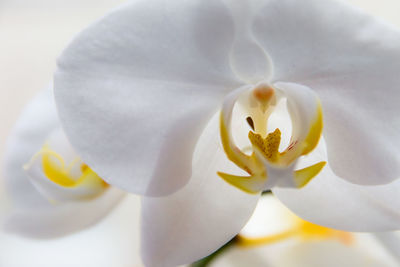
[52,0,400,265]
[2,89,125,238]
[3,0,400,266]
[212,196,400,267]
[0,192,143,267]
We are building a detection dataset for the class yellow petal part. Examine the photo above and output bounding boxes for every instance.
[238,198,353,248]
[239,219,353,248]
[220,112,263,175]
[248,128,281,162]
[40,145,107,189]
[297,219,354,245]
[217,172,265,194]
[301,102,323,156]
[293,161,326,188]
[237,229,296,247]
[42,149,77,186]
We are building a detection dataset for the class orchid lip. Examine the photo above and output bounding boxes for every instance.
[218,82,325,193]
[24,143,109,203]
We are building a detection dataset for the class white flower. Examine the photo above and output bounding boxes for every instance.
[212,196,400,267]
[5,0,399,266]
[0,192,143,267]
[2,89,124,238]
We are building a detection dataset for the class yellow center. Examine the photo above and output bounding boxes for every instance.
[248,128,282,162]
[218,85,326,193]
[26,144,108,190]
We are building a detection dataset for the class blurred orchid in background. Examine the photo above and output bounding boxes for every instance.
[2,88,124,237]
[204,195,400,267]
[1,0,400,266]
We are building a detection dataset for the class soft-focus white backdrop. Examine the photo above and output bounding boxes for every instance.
[0,0,400,266]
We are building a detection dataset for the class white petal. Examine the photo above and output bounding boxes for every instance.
[253,0,400,185]
[2,88,58,209]
[374,232,400,263]
[214,234,398,267]
[4,187,124,238]
[221,1,274,83]
[0,195,143,267]
[274,139,400,232]
[2,88,124,237]
[141,112,259,267]
[54,0,242,196]
[215,196,400,267]
[277,241,395,267]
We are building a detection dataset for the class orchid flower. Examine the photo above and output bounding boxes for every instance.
[0,192,142,267]
[1,88,125,238]
[9,0,398,265]
[212,196,400,267]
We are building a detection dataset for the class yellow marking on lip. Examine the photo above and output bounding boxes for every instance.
[294,161,326,188]
[301,102,323,156]
[220,113,251,173]
[26,144,108,189]
[217,172,266,194]
[246,104,322,168]
[248,128,281,163]
[218,110,269,194]
[42,149,77,187]
[220,113,263,175]
[218,89,324,193]
[271,101,323,166]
